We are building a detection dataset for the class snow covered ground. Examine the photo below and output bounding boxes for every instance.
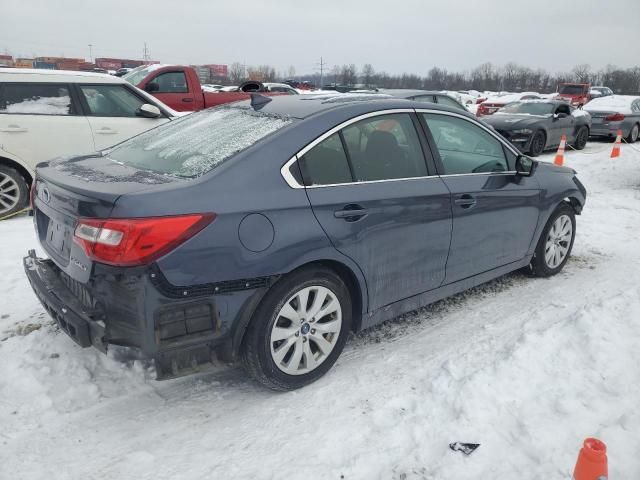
[1,140,640,479]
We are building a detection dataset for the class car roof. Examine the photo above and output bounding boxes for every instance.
[230,93,474,120]
[0,68,122,84]
[379,89,447,98]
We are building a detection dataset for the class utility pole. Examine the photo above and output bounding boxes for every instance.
[317,56,326,88]
[143,42,150,63]
[88,44,93,63]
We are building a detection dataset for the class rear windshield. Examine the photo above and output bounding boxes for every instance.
[559,85,587,95]
[107,107,292,177]
[499,102,554,115]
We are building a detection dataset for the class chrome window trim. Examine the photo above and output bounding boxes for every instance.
[279,108,522,189]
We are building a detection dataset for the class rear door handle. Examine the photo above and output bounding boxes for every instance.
[0,125,27,133]
[182,98,194,103]
[95,127,118,135]
[454,194,477,209]
[334,204,368,221]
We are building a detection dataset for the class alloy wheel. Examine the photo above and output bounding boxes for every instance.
[631,124,639,143]
[544,214,573,269]
[0,172,20,214]
[270,285,342,375]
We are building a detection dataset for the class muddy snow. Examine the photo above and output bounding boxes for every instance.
[1,140,639,479]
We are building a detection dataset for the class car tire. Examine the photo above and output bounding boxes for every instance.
[241,266,352,391]
[573,126,589,150]
[528,131,546,157]
[626,123,639,143]
[527,203,576,277]
[0,165,29,218]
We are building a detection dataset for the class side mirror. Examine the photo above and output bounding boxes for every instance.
[515,155,536,176]
[144,82,159,93]
[136,104,162,118]
[553,112,569,120]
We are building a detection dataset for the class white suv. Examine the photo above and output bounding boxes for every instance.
[0,68,178,216]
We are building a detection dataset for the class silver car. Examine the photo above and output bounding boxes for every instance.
[585,95,640,142]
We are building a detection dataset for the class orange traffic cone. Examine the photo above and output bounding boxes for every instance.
[610,130,622,158]
[572,438,608,480]
[554,134,567,166]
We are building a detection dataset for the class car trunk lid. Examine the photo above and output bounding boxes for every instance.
[33,153,180,282]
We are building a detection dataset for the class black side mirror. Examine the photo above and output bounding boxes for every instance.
[516,155,536,176]
[553,112,569,120]
[145,82,159,93]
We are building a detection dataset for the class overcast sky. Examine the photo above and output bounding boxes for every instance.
[2,0,639,75]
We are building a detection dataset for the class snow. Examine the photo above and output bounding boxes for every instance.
[483,92,541,104]
[2,140,640,478]
[5,96,71,115]
[585,95,640,114]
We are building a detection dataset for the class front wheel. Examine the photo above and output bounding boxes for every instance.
[528,203,576,277]
[627,124,639,143]
[573,126,589,150]
[241,266,352,390]
[528,131,546,157]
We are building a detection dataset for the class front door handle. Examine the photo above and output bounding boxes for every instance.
[0,125,28,133]
[454,194,477,209]
[182,98,194,103]
[334,204,368,222]
[95,127,118,135]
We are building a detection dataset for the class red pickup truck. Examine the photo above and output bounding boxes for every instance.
[123,65,280,112]
[555,83,591,107]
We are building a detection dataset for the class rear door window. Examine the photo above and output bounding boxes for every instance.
[0,83,74,115]
[298,133,352,186]
[422,113,508,175]
[341,113,427,181]
[79,85,146,117]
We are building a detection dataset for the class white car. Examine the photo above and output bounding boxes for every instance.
[0,68,177,216]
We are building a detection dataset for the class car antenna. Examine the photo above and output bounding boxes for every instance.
[250,93,272,110]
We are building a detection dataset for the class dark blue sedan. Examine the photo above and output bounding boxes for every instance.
[24,94,586,390]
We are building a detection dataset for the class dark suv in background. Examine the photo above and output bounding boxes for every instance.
[24,95,586,390]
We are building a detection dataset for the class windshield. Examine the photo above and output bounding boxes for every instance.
[499,102,555,115]
[559,84,587,95]
[122,65,157,86]
[107,107,292,177]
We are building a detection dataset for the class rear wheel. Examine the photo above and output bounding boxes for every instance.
[573,126,589,150]
[528,203,576,277]
[627,124,639,143]
[241,266,352,390]
[0,165,28,218]
[528,131,546,157]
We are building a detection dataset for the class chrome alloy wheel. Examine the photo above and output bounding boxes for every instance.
[270,285,342,375]
[0,172,20,214]
[544,214,573,269]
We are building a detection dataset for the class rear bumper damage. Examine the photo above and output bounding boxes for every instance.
[23,250,270,380]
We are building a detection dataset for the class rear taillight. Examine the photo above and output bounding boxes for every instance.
[605,113,625,122]
[73,214,215,267]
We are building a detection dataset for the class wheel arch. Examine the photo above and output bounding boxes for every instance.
[226,257,368,362]
[0,154,34,187]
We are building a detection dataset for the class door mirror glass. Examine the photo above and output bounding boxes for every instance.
[145,82,159,93]
[137,104,162,118]
[515,155,535,176]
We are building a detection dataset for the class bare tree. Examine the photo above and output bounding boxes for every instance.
[572,64,591,83]
[287,65,296,79]
[361,64,375,87]
[229,62,245,85]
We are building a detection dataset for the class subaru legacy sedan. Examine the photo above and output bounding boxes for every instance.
[24,95,586,390]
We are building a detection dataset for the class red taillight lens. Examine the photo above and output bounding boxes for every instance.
[605,113,625,122]
[73,214,215,266]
